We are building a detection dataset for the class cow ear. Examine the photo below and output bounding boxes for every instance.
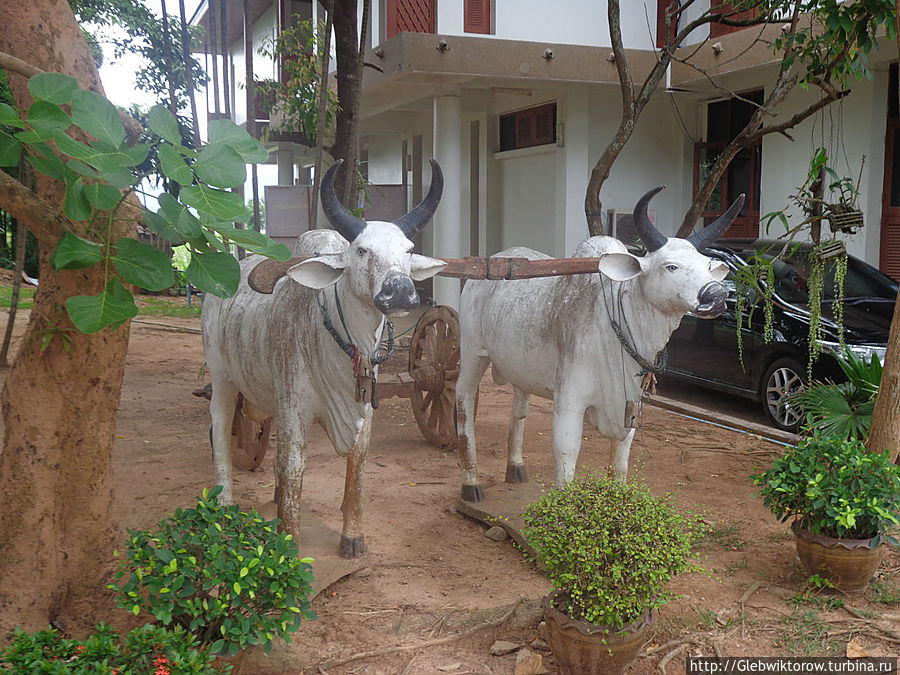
[598,252,642,281]
[286,254,347,289]
[409,254,447,281]
[709,260,729,282]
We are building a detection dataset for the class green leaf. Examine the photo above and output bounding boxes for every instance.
[147,105,183,145]
[26,153,65,180]
[208,118,269,163]
[62,178,93,221]
[98,166,135,190]
[186,250,240,297]
[142,210,185,246]
[50,232,104,270]
[27,73,78,105]
[112,238,174,291]
[233,581,242,595]
[155,549,175,564]
[158,193,203,239]
[84,182,123,211]
[0,102,25,129]
[52,129,148,170]
[65,276,138,333]
[180,184,250,222]
[0,130,22,167]
[67,159,99,178]
[209,223,291,261]
[158,143,194,185]
[71,89,126,148]
[26,100,71,140]
[194,143,246,188]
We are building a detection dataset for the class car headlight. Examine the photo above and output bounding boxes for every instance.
[817,340,887,365]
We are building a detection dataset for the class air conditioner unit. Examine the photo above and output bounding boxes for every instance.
[607,208,656,247]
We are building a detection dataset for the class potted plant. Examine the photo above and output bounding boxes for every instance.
[752,425,900,594]
[522,474,706,675]
[108,486,317,670]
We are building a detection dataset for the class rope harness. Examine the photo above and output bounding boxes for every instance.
[317,286,394,409]
[601,277,667,427]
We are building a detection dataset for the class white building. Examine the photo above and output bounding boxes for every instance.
[191,0,900,308]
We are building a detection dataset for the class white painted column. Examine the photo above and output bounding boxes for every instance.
[555,84,591,257]
[432,92,463,308]
[276,146,294,186]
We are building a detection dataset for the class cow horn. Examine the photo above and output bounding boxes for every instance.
[321,159,366,241]
[687,194,746,251]
[633,186,668,252]
[394,158,443,239]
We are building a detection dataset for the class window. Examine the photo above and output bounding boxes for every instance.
[693,91,763,239]
[499,102,556,152]
[386,0,435,39]
[464,0,491,34]
[710,1,758,38]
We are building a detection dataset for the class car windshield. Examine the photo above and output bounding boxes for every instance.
[735,249,898,305]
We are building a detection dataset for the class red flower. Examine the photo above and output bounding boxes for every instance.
[75,645,86,654]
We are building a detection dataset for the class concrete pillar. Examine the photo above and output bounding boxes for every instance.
[276,146,294,186]
[555,84,591,257]
[432,93,463,308]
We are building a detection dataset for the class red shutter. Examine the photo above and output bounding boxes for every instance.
[387,0,435,39]
[710,2,757,38]
[656,0,677,48]
[464,0,491,34]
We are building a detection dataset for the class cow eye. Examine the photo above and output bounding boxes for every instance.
[357,247,369,257]
[665,264,679,272]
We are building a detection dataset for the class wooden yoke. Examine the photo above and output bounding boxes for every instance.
[248,256,605,294]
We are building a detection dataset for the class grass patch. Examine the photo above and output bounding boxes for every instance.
[776,609,841,656]
[700,524,746,551]
[136,295,201,319]
[870,579,900,604]
[0,286,35,310]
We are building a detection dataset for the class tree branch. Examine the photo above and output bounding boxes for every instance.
[747,90,848,144]
[0,170,75,244]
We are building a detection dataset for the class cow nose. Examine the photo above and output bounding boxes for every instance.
[694,281,728,318]
[375,275,420,314]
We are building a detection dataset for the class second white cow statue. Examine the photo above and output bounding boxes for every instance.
[455,187,744,502]
[202,159,446,557]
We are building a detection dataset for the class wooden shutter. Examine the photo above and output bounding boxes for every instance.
[879,223,900,280]
[387,0,435,39]
[656,0,677,48]
[710,1,757,38]
[464,0,491,34]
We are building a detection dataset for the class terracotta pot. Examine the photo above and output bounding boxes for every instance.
[792,521,885,595]
[541,592,651,675]
[210,649,247,675]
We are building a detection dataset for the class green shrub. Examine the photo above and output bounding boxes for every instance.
[108,486,316,657]
[522,473,706,629]
[0,623,220,674]
[752,426,900,545]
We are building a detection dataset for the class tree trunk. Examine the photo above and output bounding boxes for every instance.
[331,0,366,208]
[0,1,133,636]
[866,0,900,463]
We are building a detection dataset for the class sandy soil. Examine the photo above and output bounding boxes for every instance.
[3,295,899,674]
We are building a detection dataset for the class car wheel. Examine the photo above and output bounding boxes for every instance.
[761,357,806,432]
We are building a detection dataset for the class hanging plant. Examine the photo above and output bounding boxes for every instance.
[806,248,825,378]
[733,253,775,369]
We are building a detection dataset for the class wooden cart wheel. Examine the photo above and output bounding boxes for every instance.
[408,305,466,449]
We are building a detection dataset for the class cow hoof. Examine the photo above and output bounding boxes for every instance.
[339,535,367,559]
[461,484,485,503]
[505,463,529,484]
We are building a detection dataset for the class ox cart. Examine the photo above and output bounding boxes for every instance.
[200,254,607,470]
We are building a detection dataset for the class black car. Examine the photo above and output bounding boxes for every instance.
[664,239,897,432]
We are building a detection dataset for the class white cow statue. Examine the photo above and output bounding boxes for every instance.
[202,159,446,557]
[455,187,744,502]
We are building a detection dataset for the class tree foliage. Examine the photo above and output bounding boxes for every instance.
[0,72,289,334]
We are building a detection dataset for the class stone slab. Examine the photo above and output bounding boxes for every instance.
[455,481,550,558]
[257,501,363,597]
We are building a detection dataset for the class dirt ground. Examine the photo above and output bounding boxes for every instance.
[3,294,900,674]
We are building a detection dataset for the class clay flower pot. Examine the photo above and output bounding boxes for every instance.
[541,592,651,675]
[792,521,885,595]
